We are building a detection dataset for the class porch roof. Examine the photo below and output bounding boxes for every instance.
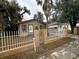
[18,19,46,25]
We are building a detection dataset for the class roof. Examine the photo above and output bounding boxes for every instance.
[76,20,79,27]
[48,25,58,28]
[18,19,46,25]
[76,23,79,27]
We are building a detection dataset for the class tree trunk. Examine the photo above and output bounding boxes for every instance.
[46,16,48,23]
[71,26,74,34]
[69,17,74,34]
[46,16,49,36]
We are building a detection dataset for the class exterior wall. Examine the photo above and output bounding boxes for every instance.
[43,29,48,44]
[74,27,79,35]
[34,29,48,47]
[34,30,40,48]
[74,27,77,35]
[48,23,68,37]
[76,23,79,35]
[19,21,46,36]
[18,20,46,48]
[77,27,79,35]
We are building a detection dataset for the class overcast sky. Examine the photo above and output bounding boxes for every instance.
[8,0,55,21]
[16,0,44,21]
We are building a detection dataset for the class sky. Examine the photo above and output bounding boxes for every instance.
[16,0,44,21]
[8,0,55,21]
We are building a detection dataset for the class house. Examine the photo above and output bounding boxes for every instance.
[18,19,46,36]
[48,22,69,36]
[74,20,79,35]
[76,23,79,35]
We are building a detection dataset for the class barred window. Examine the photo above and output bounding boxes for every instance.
[22,24,27,32]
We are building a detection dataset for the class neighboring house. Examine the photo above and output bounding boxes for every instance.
[48,22,69,36]
[48,22,68,31]
[76,23,79,35]
[18,19,46,36]
[74,20,79,35]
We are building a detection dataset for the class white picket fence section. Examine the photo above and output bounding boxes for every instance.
[0,31,33,52]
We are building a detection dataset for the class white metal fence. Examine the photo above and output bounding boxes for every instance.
[0,31,33,52]
[48,29,66,38]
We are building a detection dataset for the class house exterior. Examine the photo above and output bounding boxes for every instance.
[76,23,79,35]
[74,20,79,35]
[18,19,46,36]
[48,23,68,36]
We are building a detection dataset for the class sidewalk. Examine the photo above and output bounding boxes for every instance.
[67,34,79,39]
[37,35,79,59]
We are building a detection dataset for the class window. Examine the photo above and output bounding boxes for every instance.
[22,24,27,32]
[35,26,38,30]
[28,25,33,34]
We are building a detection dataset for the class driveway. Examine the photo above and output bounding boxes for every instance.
[38,35,79,59]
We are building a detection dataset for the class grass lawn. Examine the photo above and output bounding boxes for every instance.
[0,37,75,59]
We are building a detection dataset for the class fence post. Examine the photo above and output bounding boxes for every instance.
[14,31,16,48]
[16,31,18,47]
[34,30,40,48]
[13,31,15,48]
[43,29,48,44]
[4,31,6,50]
[18,31,20,47]
[1,32,3,51]
[33,38,36,52]
[17,31,19,47]
[11,31,13,48]
[9,31,11,49]
[6,31,9,50]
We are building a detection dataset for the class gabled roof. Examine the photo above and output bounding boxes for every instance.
[18,19,46,25]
